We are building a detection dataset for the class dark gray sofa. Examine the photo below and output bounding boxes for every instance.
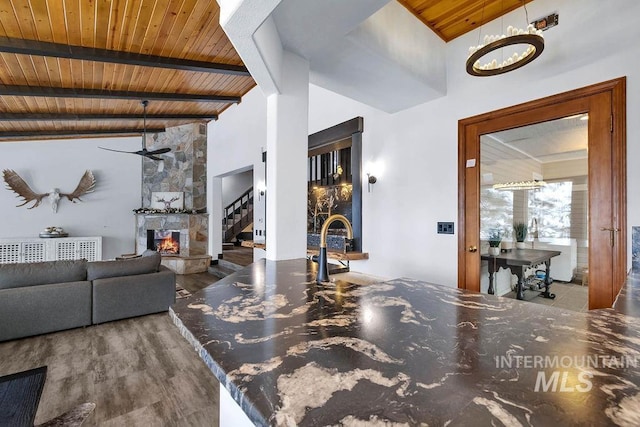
[89,254,175,324]
[0,251,176,341]
[0,260,91,342]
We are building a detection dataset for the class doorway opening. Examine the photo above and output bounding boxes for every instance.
[221,167,255,266]
[479,115,589,311]
[458,78,626,310]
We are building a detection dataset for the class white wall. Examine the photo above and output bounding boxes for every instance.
[0,137,142,260]
[210,0,640,285]
[208,87,267,260]
[222,169,254,207]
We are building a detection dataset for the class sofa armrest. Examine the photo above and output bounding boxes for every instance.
[92,269,176,324]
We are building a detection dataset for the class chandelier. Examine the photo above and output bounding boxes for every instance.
[466,1,544,77]
[493,180,546,191]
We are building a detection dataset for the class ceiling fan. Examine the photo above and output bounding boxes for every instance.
[99,100,171,161]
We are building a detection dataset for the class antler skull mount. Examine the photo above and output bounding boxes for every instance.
[2,170,96,213]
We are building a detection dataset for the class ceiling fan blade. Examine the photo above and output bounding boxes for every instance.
[146,148,171,155]
[99,146,136,154]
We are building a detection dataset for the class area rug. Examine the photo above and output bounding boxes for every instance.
[176,286,192,299]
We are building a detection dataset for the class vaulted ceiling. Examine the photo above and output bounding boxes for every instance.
[0,0,255,141]
[398,0,534,42]
[0,0,533,141]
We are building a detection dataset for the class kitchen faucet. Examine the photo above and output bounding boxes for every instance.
[315,214,353,283]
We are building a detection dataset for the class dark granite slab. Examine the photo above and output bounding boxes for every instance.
[171,258,640,426]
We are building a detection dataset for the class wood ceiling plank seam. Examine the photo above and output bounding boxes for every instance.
[134,0,165,54]
[185,69,215,92]
[151,68,177,94]
[79,0,97,46]
[188,71,211,92]
[0,54,22,85]
[128,63,147,92]
[107,0,123,50]
[441,0,533,41]
[67,57,82,94]
[124,0,147,52]
[92,60,105,91]
[178,0,221,60]
[113,0,136,51]
[94,0,112,49]
[14,54,36,85]
[423,0,489,33]
[229,78,254,95]
[194,20,231,59]
[62,0,81,45]
[44,56,62,88]
[82,57,93,91]
[29,0,54,42]
[101,61,114,91]
[170,1,219,61]
[176,1,218,59]
[216,44,239,68]
[200,25,236,62]
[0,2,22,38]
[12,0,37,39]
[117,64,136,92]
[47,1,69,44]
[154,0,192,57]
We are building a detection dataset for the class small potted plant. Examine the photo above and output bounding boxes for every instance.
[513,222,528,249]
[488,229,503,256]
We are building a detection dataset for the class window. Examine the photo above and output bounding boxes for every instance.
[528,181,573,238]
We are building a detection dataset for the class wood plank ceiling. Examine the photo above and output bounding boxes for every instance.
[398,0,534,42]
[0,0,255,141]
[0,1,534,141]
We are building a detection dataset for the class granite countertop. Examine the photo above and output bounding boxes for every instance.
[171,259,640,426]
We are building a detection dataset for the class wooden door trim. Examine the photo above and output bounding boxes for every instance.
[458,77,626,307]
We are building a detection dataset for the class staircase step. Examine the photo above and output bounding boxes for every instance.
[208,265,237,279]
[218,259,244,271]
[208,259,244,279]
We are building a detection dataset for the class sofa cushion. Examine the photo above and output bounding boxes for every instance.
[87,251,161,281]
[0,259,88,290]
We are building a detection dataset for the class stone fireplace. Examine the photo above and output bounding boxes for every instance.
[135,123,211,273]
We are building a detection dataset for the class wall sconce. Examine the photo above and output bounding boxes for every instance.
[257,181,266,201]
[367,173,377,192]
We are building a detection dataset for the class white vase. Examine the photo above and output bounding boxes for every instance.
[488,247,501,256]
[516,241,526,249]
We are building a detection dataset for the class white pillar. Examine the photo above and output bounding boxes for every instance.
[209,177,223,261]
[265,51,309,260]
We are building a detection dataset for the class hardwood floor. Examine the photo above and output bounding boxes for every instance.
[176,271,221,294]
[221,246,253,266]
[0,314,220,426]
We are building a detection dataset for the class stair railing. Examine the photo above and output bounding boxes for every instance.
[223,187,254,242]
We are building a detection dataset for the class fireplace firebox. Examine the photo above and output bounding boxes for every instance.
[147,230,180,255]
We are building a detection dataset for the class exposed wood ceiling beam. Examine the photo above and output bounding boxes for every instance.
[0,36,250,76]
[0,85,241,103]
[0,113,218,121]
[0,128,166,139]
